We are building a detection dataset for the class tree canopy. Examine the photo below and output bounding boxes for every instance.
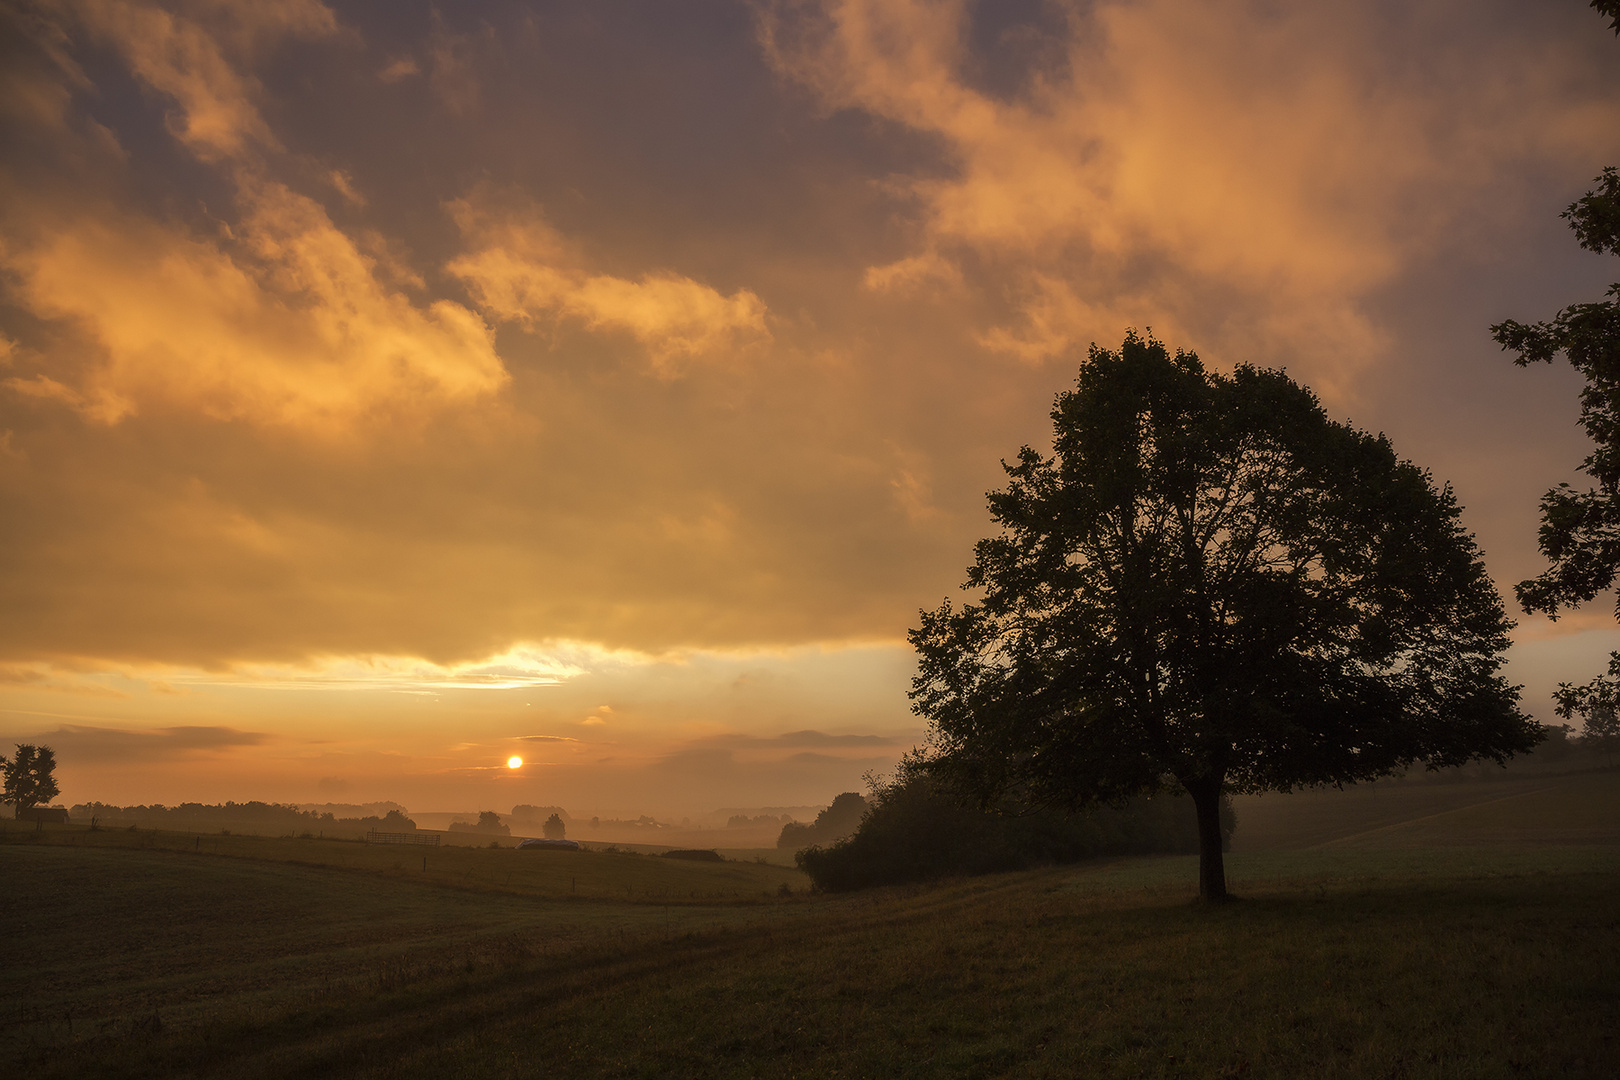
[1492,165,1620,626]
[2,744,59,819]
[1489,5,1620,728]
[910,334,1539,900]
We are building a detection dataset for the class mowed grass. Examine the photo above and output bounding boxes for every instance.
[3,771,1617,1079]
[1229,768,1620,851]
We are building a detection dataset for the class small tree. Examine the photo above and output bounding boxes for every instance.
[911,334,1541,901]
[1580,700,1620,766]
[543,812,566,840]
[2,744,60,819]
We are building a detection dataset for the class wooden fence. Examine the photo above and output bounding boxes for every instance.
[365,830,440,846]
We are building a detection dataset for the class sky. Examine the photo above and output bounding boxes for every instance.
[3,0,1620,818]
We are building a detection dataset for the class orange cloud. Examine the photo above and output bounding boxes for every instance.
[1,0,506,429]
[761,0,1620,390]
[862,249,962,294]
[4,180,505,427]
[448,199,771,375]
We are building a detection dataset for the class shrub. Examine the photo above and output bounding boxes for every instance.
[796,764,1234,892]
[776,792,869,849]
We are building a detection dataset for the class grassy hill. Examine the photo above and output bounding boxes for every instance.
[1230,768,1620,851]
[3,769,1616,1079]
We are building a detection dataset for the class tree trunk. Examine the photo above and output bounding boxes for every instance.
[1185,775,1229,902]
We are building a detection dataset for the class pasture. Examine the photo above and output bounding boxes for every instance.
[3,770,1617,1079]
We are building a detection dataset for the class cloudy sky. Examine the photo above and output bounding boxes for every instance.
[3,0,1620,817]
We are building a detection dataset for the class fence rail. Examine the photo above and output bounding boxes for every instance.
[366,830,439,846]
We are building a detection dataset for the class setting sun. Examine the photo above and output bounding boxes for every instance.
[507,757,522,770]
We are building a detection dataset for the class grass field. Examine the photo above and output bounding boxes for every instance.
[3,770,1617,1079]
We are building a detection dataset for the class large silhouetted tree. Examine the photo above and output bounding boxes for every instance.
[3,744,59,820]
[910,334,1541,901]
[1490,5,1620,731]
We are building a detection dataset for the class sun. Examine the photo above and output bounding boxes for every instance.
[507,756,522,769]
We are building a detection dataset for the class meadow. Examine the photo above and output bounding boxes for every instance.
[2,770,1616,1079]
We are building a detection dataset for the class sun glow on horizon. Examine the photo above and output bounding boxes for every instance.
[507,756,523,769]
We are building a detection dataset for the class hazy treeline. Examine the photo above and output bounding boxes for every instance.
[586,814,688,834]
[68,800,417,837]
[510,805,571,828]
[510,808,677,834]
[295,801,410,818]
[796,768,1233,892]
[449,811,509,835]
[729,812,794,829]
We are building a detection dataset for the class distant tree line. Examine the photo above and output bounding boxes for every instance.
[69,800,417,836]
[587,814,678,832]
[510,804,571,826]
[1521,722,1618,769]
[450,810,510,835]
[729,812,793,829]
[796,760,1233,892]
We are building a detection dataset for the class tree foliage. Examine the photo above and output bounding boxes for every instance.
[1489,6,1620,735]
[1583,700,1620,764]
[1594,1,1620,36]
[2,744,59,818]
[910,334,1539,899]
[1491,165,1620,624]
[543,812,566,840]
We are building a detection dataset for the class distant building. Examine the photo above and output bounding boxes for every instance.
[19,806,69,824]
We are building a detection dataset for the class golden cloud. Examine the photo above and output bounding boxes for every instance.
[4,180,506,427]
[67,0,336,161]
[448,199,771,375]
[761,0,1620,390]
[1,0,507,430]
[862,249,962,294]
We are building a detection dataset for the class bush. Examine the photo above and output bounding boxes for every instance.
[776,792,869,849]
[796,765,1235,892]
